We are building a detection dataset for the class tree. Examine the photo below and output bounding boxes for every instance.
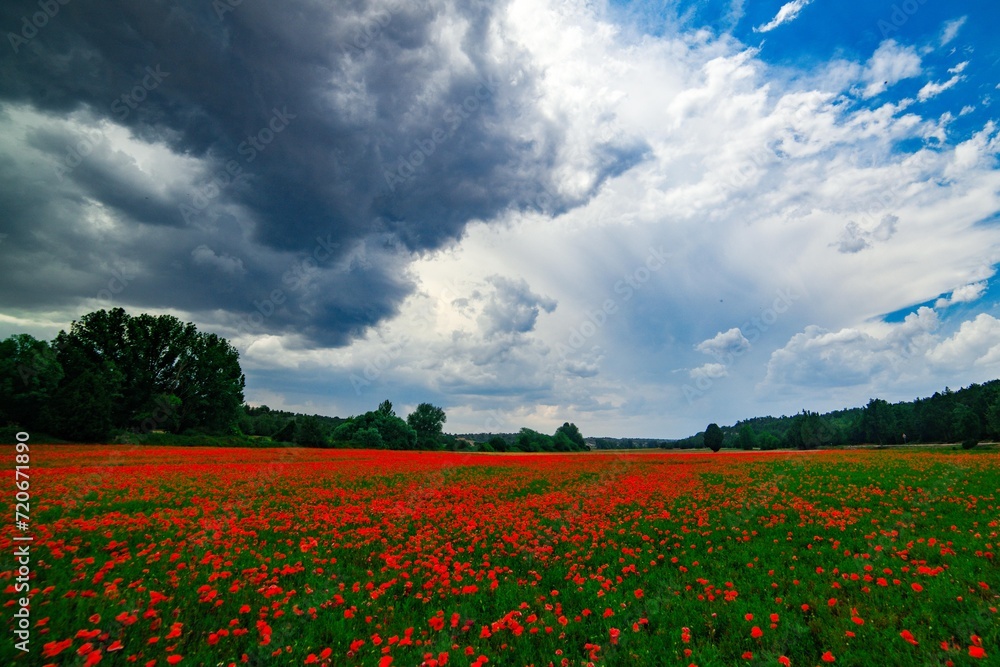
[516,428,555,452]
[704,423,723,452]
[861,398,896,446]
[50,308,245,436]
[986,395,1000,440]
[0,334,63,431]
[487,435,508,452]
[953,403,980,449]
[737,425,757,450]
[356,427,384,449]
[787,410,829,450]
[331,403,417,449]
[295,416,328,447]
[272,420,297,443]
[174,332,245,433]
[407,403,447,449]
[757,432,782,450]
[555,422,587,450]
[49,366,118,442]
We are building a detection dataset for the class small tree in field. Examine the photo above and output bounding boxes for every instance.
[704,423,724,453]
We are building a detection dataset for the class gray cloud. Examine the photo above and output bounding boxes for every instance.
[478,275,557,337]
[835,214,898,254]
[0,0,640,345]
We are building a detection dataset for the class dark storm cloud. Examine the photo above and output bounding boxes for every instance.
[0,0,642,345]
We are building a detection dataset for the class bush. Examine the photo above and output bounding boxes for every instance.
[961,438,979,450]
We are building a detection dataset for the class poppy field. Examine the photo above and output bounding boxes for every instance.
[2,446,997,667]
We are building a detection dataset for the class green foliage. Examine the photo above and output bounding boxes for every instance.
[555,422,587,449]
[952,403,980,450]
[737,424,756,450]
[862,398,896,446]
[756,432,782,450]
[784,410,833,450]
[272,420,297,443]
[50,366,118,442]
[407,403,447,449]
[331,400,417,449]
[515,428,551,452]
[0,308,246,440]
[487,435,508,452]
[704,423,723,452]
[355,427,384,449]
[987,395,1000,439]
[0,334,63,429]
[132,394,182,433]
[294,415,328,447]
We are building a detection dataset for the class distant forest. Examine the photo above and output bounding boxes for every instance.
[670,379,1000,451]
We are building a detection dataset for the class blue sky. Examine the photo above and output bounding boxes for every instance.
[1,0,999,437]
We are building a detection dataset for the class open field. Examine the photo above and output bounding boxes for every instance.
[3,447,997,666]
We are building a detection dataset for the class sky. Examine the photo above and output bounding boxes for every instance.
[1,0,999,439]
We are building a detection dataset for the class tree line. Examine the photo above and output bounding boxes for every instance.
[0,308,588,452]
[680,380,1000,452]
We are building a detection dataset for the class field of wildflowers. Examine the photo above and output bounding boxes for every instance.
[2,447,996,666]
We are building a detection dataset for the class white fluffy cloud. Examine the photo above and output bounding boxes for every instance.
[861,41,922,99]
[754,0,812,33]
[696,328,751,359]
[927,314,1000,367]
[935,281,987,308]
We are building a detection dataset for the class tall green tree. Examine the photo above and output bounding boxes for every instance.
[555,422,587,450]
[407,403,447,449]
[704,423,723,453]
[737,425,757,450]
[862,398,896,445]
[952,403,980,449]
